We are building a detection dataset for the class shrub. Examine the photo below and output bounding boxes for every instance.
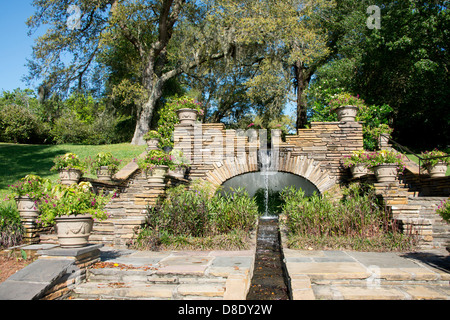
[436,199,450,222]
[139,181,258,250]
[281,183,417,251]
[0,104,50,144]
[0,201,23,248]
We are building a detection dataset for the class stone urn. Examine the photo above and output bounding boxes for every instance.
[59,168,83,185]
[426,162,448,178]
[168,166,187,179]
[146,138,159,151]
[146,165,169,184]
[96,166,114,182]
[334,105,358,122]
[372,164,398,183]
[350,163,368,178]
[176,108,198,126]
[55,215,94,248]
[15,196,39,220]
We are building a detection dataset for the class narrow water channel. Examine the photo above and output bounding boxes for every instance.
[246,217,290,300]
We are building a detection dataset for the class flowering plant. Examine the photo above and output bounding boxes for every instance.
[88,152,121,174]
[143,130,161,141]
[37,182,114,227]
[169,149,190,168]
[51,153,86,172]
[7,175,52,200]
[173,96,204,115]
[328,92,365,112]
[435,199,450,222]
[342,150,371,168]
[420,149,450,168]
[366,150,406,170]
[137,149,176,172]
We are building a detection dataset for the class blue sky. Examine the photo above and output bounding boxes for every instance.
[0,1,39,93]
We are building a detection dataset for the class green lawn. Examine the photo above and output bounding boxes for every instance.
[0,143,146,200]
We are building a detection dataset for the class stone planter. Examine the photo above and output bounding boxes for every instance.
[168,166,187,179]
[350,164,368,178]
[426,162,448,178]
[59,168,83,185]
[146,165,169,184]
[372,164,398,183]
[176,108,198,126]
[146,138,159,151]
[96,166,114,181]
[15,196,39,220]
[334,105,358,122]
[55,215,94,248]
[15,196,40,244]
[378,133,391,148]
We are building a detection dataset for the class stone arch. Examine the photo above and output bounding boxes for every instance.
[204,153,336,194]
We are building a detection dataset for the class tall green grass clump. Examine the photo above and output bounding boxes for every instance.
[0,201,23,248]
[281,183,417,251]
[134,181,258,250]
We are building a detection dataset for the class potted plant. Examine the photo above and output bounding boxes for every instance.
[173,96,204,126]
[168,149,190,179]
[89,152,121,181]
[137,149,176,184]
[366,150,406,183]
[143,130,161,150]
[329,92,365,122]
[37,182,114,248]
[342,150,370,178]
[420,149,449,178]
[51,153,86,185]
[374,124,393,148]
[8,175,51,222]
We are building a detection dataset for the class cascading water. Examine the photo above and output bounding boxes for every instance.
[258,148,278,219]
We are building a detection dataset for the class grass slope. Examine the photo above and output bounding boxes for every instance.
[0,143,146,200]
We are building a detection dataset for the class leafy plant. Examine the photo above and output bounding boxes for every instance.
[51,153,86,172]
[140,181,258,249]
[281,183,416,251]
[328,92,365,112]
[420,149,450,168]
[37,182,114,227]
[156,95,204,148]
[435,199,450,222]
[88,152,121,174]
[143,130,161,141]
[137,149,176,172]
[0,201,23,248]
[366,150,406,171]
[7,175,52,200]
[342,150,371,169]
[169,149,190,168]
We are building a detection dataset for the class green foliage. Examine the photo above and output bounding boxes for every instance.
[37,182,114,227]
[137,150,176,172]
[50,153,86,172]
[155,95,203,148]
[7,175,52,200]
[88,152,121,174]
[436,199,450,222]
[0,104,50,144]
[0,201,23,249]
[281,183,417,251]
[328,92,365,111]
[139,181,258,250]
[420,149,450,168]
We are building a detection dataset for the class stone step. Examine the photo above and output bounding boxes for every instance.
[72,281,226,300]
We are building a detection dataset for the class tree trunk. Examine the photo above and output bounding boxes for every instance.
[130,84,163,145]
[294,61,311,130]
